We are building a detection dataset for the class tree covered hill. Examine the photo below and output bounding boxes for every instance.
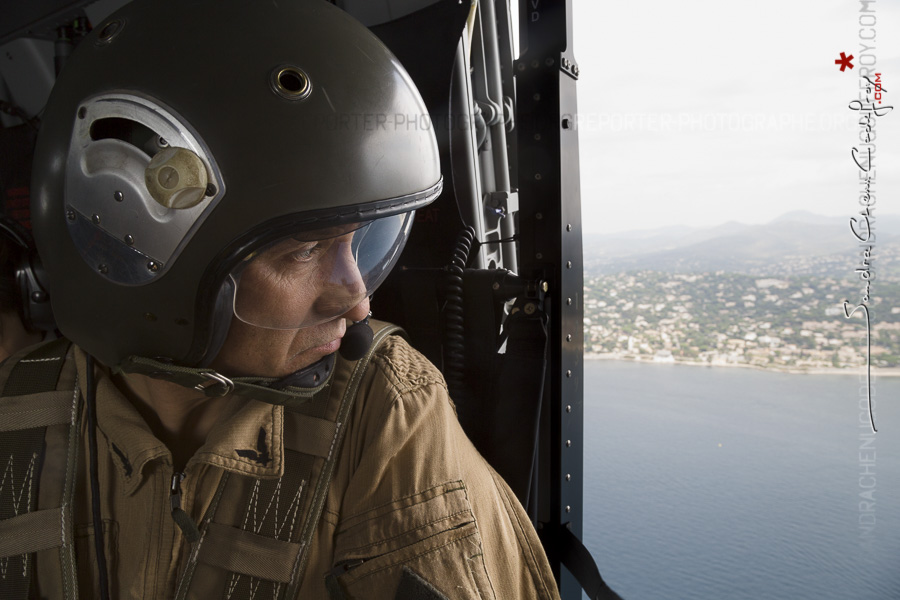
[582,212,900,370]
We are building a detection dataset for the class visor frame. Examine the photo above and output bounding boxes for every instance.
[227,213,413,330]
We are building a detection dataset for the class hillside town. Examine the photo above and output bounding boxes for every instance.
[583,271,900,372]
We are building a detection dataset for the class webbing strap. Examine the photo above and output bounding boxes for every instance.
[58,381,82,600]
[0,390,77,431]
[539,524,624,600]
[283,412,337,458]
[0,338,79,600]
[197,522,302,583]
[173,323,404,600]
[284,323,403,597]
[172,472,231,600]
[0,508,63,557]
[2,338,71,396]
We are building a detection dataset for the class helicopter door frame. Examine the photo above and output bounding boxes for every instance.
[511,1,585,597]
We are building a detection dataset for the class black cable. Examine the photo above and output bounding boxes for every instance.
[84,354,111,600]
[443,226,476,402]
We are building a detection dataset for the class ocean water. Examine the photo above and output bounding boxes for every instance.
[582,360,900,600]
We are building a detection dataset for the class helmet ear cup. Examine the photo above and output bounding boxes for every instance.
[0,216,55,333]
[18,253,55,332]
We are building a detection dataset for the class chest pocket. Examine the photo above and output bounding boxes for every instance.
[326,481,495,600]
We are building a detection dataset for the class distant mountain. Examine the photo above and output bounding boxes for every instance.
[584,212,900,278]
[774,210,847,226]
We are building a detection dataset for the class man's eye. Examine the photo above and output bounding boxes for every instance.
[288,242,323,262]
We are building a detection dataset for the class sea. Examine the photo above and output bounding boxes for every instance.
[581,360,900,600]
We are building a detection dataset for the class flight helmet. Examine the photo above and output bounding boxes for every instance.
[31,0,442,369]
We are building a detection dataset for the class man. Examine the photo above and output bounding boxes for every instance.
[0,0,561,598]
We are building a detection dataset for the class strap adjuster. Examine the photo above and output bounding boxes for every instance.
[194,371,234,397]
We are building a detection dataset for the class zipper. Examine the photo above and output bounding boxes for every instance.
[170,472,201,543]
[326,519,476,581]
[327,558,368,580]
[325,559,368,599]
[327,548,396,578]
[170,472,185,511]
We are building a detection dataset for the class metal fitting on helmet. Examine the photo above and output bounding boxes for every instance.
[32,0,442,368]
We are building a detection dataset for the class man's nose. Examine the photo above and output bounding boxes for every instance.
[312,239,367,316]
[333,239,366,297]
[343,296,370,323]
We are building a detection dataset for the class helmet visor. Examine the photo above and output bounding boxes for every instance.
[229,211,413,329]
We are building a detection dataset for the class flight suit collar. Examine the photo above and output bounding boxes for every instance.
[74,348,285,496]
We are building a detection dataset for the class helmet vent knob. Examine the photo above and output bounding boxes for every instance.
[271,66,311,101]
[144,147,209,209]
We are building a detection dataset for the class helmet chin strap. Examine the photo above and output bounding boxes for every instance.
[118,311,376,405]
[117,354,335,406]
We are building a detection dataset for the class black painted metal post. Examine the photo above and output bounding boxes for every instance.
[514,1,583,598]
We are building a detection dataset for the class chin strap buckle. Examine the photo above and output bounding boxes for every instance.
[119,355,330,405]
[193,371,235,397]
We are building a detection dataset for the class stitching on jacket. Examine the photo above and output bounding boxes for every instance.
[343,528,480,584]
[465,551,495,600]
[326,422,342,461]
[370,338,446,395]
[60,503,71,598]
[357,339,449,458]
[0,451,38,577]
[339,481,464,524]
[189,452,277,477]
[321,509,340,527]
[338,509,473,554]
[61,376,80,598]
[227,476,305,598]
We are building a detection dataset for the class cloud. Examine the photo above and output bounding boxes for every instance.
[573,0,900,234]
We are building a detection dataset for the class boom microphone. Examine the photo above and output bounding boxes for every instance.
[339,315,373,361]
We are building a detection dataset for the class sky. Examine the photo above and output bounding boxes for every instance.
[569,0,900,234]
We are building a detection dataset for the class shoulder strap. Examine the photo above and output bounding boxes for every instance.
[0,339,81,600]
[173,323,404,600]
[285,320,403,596]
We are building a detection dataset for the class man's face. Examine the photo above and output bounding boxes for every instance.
[211,228,371,377]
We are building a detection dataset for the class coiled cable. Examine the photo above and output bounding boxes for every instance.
[444,226,476,402]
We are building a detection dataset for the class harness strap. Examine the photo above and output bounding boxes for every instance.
[286,323,404,597]
[197,522,302,583]
[0,390,77,431]
[0,338,80,600]
[0,507,64,555]
[173,322,403,600]
[283,412,339,459]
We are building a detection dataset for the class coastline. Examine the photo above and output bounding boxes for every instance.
[583,353,900,377]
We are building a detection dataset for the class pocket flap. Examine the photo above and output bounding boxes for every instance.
[335,481,474,560]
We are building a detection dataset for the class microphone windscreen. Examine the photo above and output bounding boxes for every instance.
[339,321,374,361]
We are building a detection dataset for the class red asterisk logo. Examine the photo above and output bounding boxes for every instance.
[835,52,854,72]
